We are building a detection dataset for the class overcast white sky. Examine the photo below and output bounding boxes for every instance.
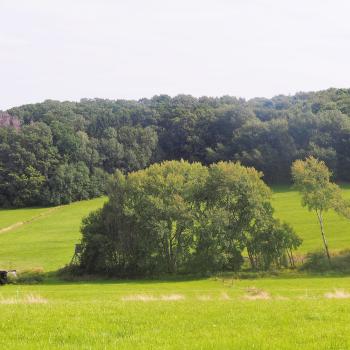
[1,0,350,110]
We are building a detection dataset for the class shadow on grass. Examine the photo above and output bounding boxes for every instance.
[39,270,350,287]
[270,184,294,193]
[41,270,210,286]
[271,183,350,194]
[12,248,350,286]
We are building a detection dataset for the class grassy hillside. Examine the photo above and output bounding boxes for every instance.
[272,185,350,253]
[1,189,350,349]
[0,207,49,230]
[0,198,105,271]
[1,276,350,349]
[0,186,350,272]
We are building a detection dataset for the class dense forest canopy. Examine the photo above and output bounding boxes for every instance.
[1,88,350,207]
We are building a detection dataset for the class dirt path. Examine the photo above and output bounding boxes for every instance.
[0,206,62,234]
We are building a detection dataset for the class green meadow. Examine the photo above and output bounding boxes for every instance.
[0,206,48,230]
[1,187,350,349]
[0,197,106,271]
[1,277,350,349]
[1,186,349,272]
[272,185,350,253]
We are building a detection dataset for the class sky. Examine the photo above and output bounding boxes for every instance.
[1,0,350,110]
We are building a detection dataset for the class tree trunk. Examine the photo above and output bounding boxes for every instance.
[316,209,331,264]
[289,249,295,268]
[247,247,256,270]
[286,249,293,268]
[163,230,172,273]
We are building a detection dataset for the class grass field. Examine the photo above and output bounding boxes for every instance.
[0,207,49,230]
[272,184,350,253]
[0,186,350,272]
[1,188,350,349]
[1,276,350,349]
[0,198,105,271]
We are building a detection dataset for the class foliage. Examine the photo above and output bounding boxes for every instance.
[2,187,350,274]
[79,161,301,275]
[3,88,350,206]
[300,250,350,273]
[292,157,350,261]
[272,185,350,253]
[14,268,45,284]
[300,252,331,272]
[292,157,346,214]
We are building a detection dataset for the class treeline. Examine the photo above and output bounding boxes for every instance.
[2,88,350,206]
[78,161,301,276]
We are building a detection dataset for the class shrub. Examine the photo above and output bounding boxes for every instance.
[15,268,45,284]
[300,252,330,272]
[300,250,350,273]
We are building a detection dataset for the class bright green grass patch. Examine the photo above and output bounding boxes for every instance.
[1,277,350,349]
[0,192,349,349]
[272,185,350,253]
[0,197,106,271]
[0,185,350,273]
[0,207,49,230]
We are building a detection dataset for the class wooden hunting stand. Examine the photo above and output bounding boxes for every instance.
[70,244,82,265]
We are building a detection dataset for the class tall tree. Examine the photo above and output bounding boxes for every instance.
[292,156,349,262]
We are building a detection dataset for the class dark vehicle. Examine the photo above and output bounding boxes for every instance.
[0,270,16,285]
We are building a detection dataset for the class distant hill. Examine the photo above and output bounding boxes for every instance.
[2,88,350,207]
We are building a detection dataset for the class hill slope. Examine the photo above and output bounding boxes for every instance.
[0,198,105,271]
[0,186,350,271]
[272,185,350,253]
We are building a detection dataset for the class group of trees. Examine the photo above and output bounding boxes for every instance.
[77,157,350,275]
[78,160,301,276]
[0,106,158,206]
[2,88,350,207]
[2,90,349,273]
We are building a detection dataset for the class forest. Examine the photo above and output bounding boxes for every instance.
[1,87,350,207]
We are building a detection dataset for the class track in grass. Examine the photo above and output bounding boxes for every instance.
[0,206,62,234]
[0,207,49,230]
[0,197,106,271]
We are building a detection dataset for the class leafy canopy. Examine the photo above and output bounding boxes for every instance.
[78,160,301,276]
[292,156,348,215]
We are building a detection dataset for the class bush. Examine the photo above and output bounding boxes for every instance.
[300,252,330,272]
[14,268,45,284]
[57,264,85,279]
[300,250,350,273]
[331,250,350,272]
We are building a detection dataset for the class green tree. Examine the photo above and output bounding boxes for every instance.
[292,156,349,262]
[79,160,300,276]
